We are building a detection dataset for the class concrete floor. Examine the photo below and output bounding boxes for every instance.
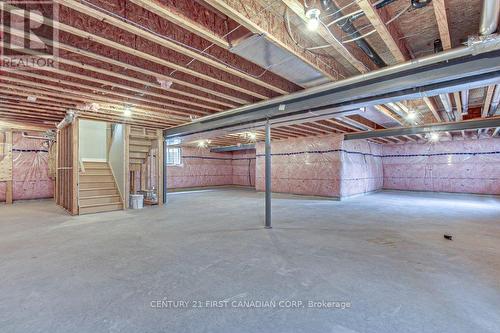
[1,189,500,333]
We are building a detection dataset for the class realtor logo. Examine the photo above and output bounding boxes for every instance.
[0,0,58,70]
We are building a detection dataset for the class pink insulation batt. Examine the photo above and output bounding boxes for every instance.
[341,140,383,198]
[0,132,53,202]
[231,150,256,187]
[256,134,344,197]
[382,137,500,195]
[167,147,235,189]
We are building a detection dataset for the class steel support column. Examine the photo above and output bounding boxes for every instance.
[265,120,272,229]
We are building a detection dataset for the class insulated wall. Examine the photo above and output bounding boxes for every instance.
[341,139,383,198]
[0,132,53,201]
[255,134,344,197]
[382,137,500,195]
[167,147,234,189]
[232,150,256,186]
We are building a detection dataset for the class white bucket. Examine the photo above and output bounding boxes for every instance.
[130,194,144,209]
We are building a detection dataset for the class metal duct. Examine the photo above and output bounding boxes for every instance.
[439,93,456,121]
[461,90,469,115]
[56,111,75,130]
[361,106,401,127]
[230,34,328,88]
[320,0,386,67]
[479,0,500,35]
[490,85,500,116]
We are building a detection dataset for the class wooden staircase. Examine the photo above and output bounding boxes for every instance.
[79,161,123,214]
[129,127,157,167]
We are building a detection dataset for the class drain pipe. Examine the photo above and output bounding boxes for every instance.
[479,0,500,35]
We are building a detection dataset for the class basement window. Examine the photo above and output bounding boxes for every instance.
[166,147,182,166]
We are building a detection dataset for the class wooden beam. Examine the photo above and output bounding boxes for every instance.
[433,0,452,50]
[6,26,244,106]
[129,0,230,49]
[54,0,290,95]
[482,85,496,118]
[423,97,442,122]
[0,76,194,120]
[3,6,269,100]
[374,105,403,125]
[157,129,164,207]
[357,0,407,63]
[71,119,79,215]
[2,70,212,116]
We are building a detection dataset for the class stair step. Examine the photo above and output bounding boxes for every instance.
[130,133,157,140]
[130,152,148,159]
[82,161,108,167]
[130,145,150,153]
[130,158,144,164]
[80,195,121,205]
[80,169,112,175]
[80,181,116,189]
[80,188,119,197]
[79,202,123,215]
[80,174,115,182]
[130,139,152,146]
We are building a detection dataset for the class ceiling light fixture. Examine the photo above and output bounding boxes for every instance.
[305,8,321,31]
[197,140,210,148]
[429,132,440,142]
[124,106,132,117]
[406,111,417,121]
[247,132,257,141]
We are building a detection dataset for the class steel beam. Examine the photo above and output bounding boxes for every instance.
[265,121,272,229]
[165,37,500,139]
[210,144,256,152]
[344,117,500,140]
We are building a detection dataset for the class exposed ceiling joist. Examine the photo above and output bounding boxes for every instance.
[356,0,408,63]
[433,0,452,50]
[129,0,230,49]
[203,0,348,81]
[54,0,291,96]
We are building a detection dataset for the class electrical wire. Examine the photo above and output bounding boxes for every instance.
[385,3,412,26]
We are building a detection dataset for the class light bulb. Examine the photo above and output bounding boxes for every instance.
[407,112,416,121]
[307,17,320,31]
[429,132,439,142]
[305,8,321,31]
[124,107,132,117]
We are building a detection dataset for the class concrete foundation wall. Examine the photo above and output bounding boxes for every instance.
[382,137,500,195]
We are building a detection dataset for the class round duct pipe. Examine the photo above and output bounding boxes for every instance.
[479,0,500,35]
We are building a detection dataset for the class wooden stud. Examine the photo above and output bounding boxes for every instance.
[157,129,164,207]
[5,131,13,204]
